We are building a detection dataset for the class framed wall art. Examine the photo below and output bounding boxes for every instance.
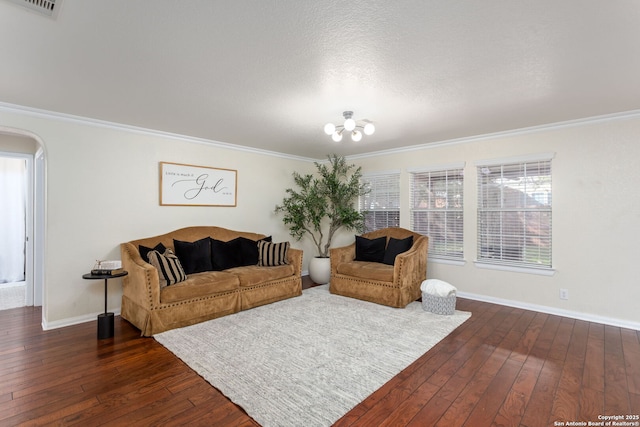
[159,162,237,206]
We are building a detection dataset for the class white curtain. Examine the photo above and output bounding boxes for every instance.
[0,157,27,283]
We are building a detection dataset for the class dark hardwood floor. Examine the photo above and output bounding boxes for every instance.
[1,280,638,426]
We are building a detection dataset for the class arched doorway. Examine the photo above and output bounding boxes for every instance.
[0,127,45,311]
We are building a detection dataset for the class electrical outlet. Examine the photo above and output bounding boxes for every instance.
[559,289,569,300]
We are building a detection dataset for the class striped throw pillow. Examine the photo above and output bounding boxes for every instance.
[257,241,290,266]
[148,248,187,287]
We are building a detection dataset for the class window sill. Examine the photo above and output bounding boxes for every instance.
[429,257,466,267]
[474,261,555,276]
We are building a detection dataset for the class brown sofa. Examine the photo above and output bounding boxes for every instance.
[329,227,428,308]
[120,226,302,336]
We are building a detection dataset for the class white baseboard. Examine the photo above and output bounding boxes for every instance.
[457,291,640,331]
[42,308,121,331]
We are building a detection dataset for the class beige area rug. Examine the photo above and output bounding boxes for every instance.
[154,285,471,427]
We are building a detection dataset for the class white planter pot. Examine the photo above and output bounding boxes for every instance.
[309,256,331,284]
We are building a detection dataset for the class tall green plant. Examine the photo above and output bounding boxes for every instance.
[275,154,368,257]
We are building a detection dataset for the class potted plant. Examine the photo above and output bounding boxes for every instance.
[275,154,368,284]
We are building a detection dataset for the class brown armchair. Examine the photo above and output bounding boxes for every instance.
[329,227,428,308]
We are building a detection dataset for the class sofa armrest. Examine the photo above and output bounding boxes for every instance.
[393,235,428,289]
[287,247,303,277]
[330,244,356,275]
[120,242,161,308]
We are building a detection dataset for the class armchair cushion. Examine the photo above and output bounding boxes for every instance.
[336,261,394,282]
[355,235,386,262]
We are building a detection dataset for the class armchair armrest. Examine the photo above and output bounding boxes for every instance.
[392,235,428,289]
[120,242,161,308]
[330,244,356,275]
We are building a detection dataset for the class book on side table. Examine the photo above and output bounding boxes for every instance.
[91,268,125,276]
[91,260,124,276]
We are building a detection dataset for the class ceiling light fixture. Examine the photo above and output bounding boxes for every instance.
[324,111,375,142]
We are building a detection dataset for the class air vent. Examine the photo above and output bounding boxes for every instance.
[4,0,59,17]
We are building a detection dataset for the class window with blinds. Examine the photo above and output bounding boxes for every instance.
[476,157,552,269]
[409,166,464,260]
[359,172,400,232]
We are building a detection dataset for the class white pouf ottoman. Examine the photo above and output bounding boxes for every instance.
[420,279,457,315]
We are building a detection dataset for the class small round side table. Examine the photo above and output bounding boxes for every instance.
[82,271,128,339]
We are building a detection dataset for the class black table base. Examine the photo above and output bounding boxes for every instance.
[97,312,114,339]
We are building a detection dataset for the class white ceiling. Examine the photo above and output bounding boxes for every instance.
[1,1,640,159]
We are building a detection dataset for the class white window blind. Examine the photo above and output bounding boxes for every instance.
[477,158,552,269]
[359,172,400,232]
[410,167,464,260]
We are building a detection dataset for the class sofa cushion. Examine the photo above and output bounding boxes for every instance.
[258,241,290,266]
[355,235,386,263]
[160,271,240,304]
[173,237,213,274]
[147,249,187,288]
[139,242,167,262]
[336,261,394,283]
[383,236,414,265]
[226,264,296,287]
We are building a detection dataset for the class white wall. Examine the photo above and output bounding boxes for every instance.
[350,115,640,328]
[0,107,316,327]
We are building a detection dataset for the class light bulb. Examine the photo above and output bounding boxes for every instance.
[351,130,362,142]
[344,118,356,131]
[324,123,335,135]
[364,123,375,135]
[332,131,343,142]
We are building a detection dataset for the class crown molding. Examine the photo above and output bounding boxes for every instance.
[3,101,640,163]
[0,101,316,163]
[347,109,640,161]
